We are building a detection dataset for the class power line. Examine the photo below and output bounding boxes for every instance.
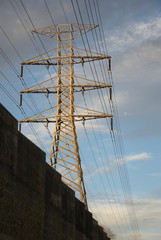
[1,0,140,237]
[70,1,132,238]
[92,0,140,236]
[0,74,48,154]
[70,0,140,238]
[0,47,53,140]
[82,0,135,235]
[44,3,125,235]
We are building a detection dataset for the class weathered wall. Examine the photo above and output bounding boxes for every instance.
[0,104,110,240]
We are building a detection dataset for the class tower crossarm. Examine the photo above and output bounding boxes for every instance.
[19,106,113,123]
[21,84,111,93]
[32,23,99,40]
[21,47,111,66]
[20,75,112,94]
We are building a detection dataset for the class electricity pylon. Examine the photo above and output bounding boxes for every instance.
[19,24,113,207]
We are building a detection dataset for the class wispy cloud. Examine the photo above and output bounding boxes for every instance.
[90,165,111,178]
[114,153,152,167]
[148,173,161,177]
[76,121,110,134]
[125,152,152,162]
[143,216,159,221]
[85,152,152,179]
[89,198,161,240]
[22,123,53,152]
[107,16,161,54]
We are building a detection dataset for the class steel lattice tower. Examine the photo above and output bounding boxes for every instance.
[20,24,113,207]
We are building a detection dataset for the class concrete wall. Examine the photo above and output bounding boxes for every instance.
[0,104,110,240]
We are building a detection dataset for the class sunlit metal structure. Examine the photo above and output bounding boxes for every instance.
[20,23,113,207]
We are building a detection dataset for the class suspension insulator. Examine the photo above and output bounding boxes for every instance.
[47,89,49,98]
[110,87,112,101]
[47,60,50,70]
[109,58,111,72]
[82,86,85,96]
[19,123,21,132]
[81,58,84,67]
[111,117,113,132]
[20,94,22,107]
[20,65,23,79]
[82,116,85,126]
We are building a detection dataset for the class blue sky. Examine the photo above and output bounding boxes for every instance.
[0,0,161,239]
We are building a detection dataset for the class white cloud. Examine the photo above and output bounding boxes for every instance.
[24,133,37,143]
[90,165,111,178]
[124,111,131,116]
[88,198,161,240]
[107,16,161,54]
[125,152,152,162]
[76,120,110,134]
[22,122,53,152]
[115,91,129,108]
[148,173,161,177]
[114,153,152,167]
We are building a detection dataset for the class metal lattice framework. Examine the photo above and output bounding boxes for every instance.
[20,23,113,207]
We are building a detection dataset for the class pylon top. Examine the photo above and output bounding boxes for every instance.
[32,23,99,39]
